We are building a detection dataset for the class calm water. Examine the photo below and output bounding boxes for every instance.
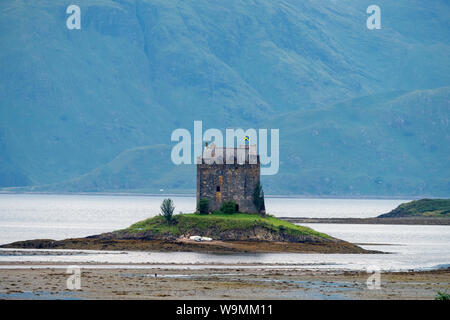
[0,193,449,271]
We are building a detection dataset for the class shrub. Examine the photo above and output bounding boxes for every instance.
[220,201,238,214]
[160,198,175,223]
[197,198,210,215]
[435,291,450,300]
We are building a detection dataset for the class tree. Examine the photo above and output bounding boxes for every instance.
[253,182,265,216]
[160,198,175,223]
[197,198,209,215]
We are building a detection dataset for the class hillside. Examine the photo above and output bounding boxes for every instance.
[12,87,450,197]
[0,0,449,196]
[263,87,450,196]
[378,199,450,218]
[25,145,195,193]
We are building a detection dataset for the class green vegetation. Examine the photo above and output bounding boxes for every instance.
[220,201,238,214]
[124,212,331,240]
[435,291,450,300]
[160,198,175,223]
[379,199,450,218]
[252,182,265,215]
[197,198,210,215]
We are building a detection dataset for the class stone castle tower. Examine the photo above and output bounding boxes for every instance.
[196,143,264,213]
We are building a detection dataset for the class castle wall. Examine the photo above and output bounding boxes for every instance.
[197,161,260,213]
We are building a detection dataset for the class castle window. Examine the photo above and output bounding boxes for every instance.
[216,186,220,192]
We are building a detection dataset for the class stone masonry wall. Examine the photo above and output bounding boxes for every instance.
[197,160,261,213]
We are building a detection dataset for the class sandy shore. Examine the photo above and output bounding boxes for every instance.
[0,263,448,300]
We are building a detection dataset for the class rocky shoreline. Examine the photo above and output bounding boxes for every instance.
[0,237,374,254]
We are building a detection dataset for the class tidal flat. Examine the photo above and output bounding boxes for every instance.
[0,264,448,300]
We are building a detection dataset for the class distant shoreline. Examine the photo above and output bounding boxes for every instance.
[0,190,419,200]
[281,217,450,225]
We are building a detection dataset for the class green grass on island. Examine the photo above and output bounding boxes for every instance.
[379,199,450,218]
[122,212,332,241]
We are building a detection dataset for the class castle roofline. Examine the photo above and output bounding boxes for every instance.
[198,143,258,164]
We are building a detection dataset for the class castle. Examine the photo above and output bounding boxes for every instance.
[196,143,264,213]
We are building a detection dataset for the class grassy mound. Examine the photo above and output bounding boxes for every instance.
[379,199,450,218]
[109,212,333,243]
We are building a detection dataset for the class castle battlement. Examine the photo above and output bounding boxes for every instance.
[197,143,258,165]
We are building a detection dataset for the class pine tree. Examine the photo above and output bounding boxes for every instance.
[252,182,265,216]
[160,198,175,223]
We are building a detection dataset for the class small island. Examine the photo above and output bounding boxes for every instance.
[1,211,371,254]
